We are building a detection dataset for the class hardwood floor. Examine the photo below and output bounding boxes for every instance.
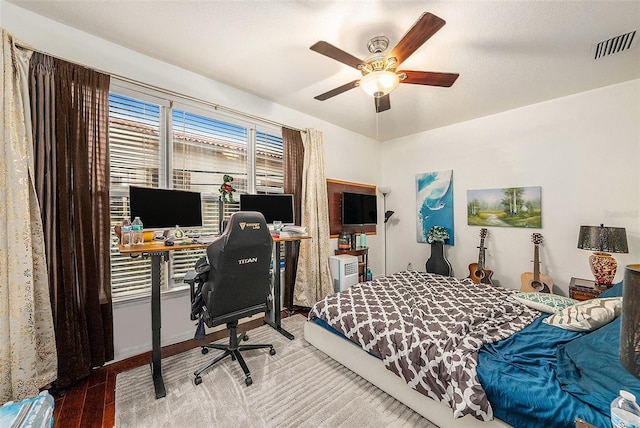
[51,311,306,428]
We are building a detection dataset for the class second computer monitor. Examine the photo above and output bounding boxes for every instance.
[239,194,295,225]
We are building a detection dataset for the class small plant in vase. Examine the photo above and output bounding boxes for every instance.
[427,225,450,244]
[426,226,452,276]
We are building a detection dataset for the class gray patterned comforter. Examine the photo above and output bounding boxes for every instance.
[309,271,540,421]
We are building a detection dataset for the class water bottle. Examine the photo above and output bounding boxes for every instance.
[359,231,366,248]
[121,218,132,246]
[611,390,640,428]
[131,216,144,245]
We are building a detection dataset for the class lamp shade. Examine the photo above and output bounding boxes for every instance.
[360,71,400,98]
[577,224,629,286]
[378,186,391,196]
[577,224,629,253]
[621,264,640,379]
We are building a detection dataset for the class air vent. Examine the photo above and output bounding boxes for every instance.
[592,30,637,60]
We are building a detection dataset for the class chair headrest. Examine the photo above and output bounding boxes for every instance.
[220,211,272,247]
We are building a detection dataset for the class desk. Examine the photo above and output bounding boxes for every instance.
[118,235,310,399]
[119,241,207,399]
[266,234,311,340]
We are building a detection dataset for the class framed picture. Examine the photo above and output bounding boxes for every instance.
[467,186,542,228]
[416,170,454,245]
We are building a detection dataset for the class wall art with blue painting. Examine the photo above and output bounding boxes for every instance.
[416,170,454,245]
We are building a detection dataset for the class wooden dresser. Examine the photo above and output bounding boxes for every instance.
[569,285,608,301]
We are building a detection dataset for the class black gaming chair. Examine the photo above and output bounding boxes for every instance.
[192,211,275,387]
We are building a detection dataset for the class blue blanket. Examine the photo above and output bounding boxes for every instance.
[478,283,640,427]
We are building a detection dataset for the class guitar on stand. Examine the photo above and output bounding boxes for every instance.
[520,233,552,293]
[468,228,494,285]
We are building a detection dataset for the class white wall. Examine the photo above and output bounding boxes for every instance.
[2,1,383,361]
[381,79,640,294]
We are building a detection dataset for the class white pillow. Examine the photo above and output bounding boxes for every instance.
[512,292,577,314]
[542,297,623,332]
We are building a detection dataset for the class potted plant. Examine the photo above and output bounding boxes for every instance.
[426,226,452,276]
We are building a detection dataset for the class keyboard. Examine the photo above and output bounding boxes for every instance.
[193,235,218,244]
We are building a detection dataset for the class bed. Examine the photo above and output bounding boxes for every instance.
[304,271,640,428]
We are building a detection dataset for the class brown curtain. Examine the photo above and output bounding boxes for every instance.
[282,127,304,308]
[29,53,114,389]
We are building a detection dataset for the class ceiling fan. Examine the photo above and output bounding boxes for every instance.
[310,12,459,113]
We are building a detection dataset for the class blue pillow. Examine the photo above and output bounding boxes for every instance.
[598,281,623,298]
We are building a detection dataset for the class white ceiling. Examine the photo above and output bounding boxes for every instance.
[8,1,640,141]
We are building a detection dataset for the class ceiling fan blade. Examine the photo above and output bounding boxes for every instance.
[314,80,360,101]
[387,12,446,67]
[399,70,459,87]
[310,41,366,70]
[375,94,391,113]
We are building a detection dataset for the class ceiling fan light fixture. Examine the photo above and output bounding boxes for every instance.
[359,70,400,98]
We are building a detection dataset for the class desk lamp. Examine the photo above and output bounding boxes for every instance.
[577,224,628,286]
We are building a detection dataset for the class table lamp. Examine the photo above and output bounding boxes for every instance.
[577,224,628,286]
[621,264,640,379]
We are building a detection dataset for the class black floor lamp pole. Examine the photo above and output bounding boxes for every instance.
[384,196,387,276]
[379,187,393,276]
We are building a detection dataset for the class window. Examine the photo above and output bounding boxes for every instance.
[109,86,284,300]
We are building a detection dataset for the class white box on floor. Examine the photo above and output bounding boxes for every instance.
[329,254,359,292]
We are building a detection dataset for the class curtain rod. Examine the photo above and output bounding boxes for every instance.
[16,42,305,134]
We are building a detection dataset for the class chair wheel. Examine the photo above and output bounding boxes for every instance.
[194,376,202,385]
[201,348,209,355]
[245,376,253,386]
[269,348,276,356]
[242,334,249,341]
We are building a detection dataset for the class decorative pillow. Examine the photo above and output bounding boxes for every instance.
[512,292,577,314]
[543,297,623,332]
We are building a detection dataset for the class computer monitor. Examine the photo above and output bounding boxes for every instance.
[239,194,295,225]
[129,186,203,230]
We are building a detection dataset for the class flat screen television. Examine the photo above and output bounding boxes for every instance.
[129,186,203,229]
[239,194,295,225]
[342,192,377,226]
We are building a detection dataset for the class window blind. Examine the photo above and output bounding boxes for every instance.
[109,90,285,299]
[109,93,163,298]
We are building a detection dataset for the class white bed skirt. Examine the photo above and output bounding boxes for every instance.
[303,320,512,428]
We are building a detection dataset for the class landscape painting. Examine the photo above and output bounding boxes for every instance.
[416,170,454,245]
[467,186,542,228]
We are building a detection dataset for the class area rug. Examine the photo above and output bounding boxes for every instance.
[115,315,435,427]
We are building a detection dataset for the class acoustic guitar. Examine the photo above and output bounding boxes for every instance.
[520,233,552,293]
[468,228,494,285]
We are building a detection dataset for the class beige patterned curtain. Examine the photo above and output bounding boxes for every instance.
[293,129,333,307]
[0,30,57,404]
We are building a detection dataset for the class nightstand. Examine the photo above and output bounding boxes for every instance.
[335,247,368,282]
[569,285,607,301]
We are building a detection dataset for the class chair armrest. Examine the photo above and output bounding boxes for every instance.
[184,270,197,285]
[184,270,198,320]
